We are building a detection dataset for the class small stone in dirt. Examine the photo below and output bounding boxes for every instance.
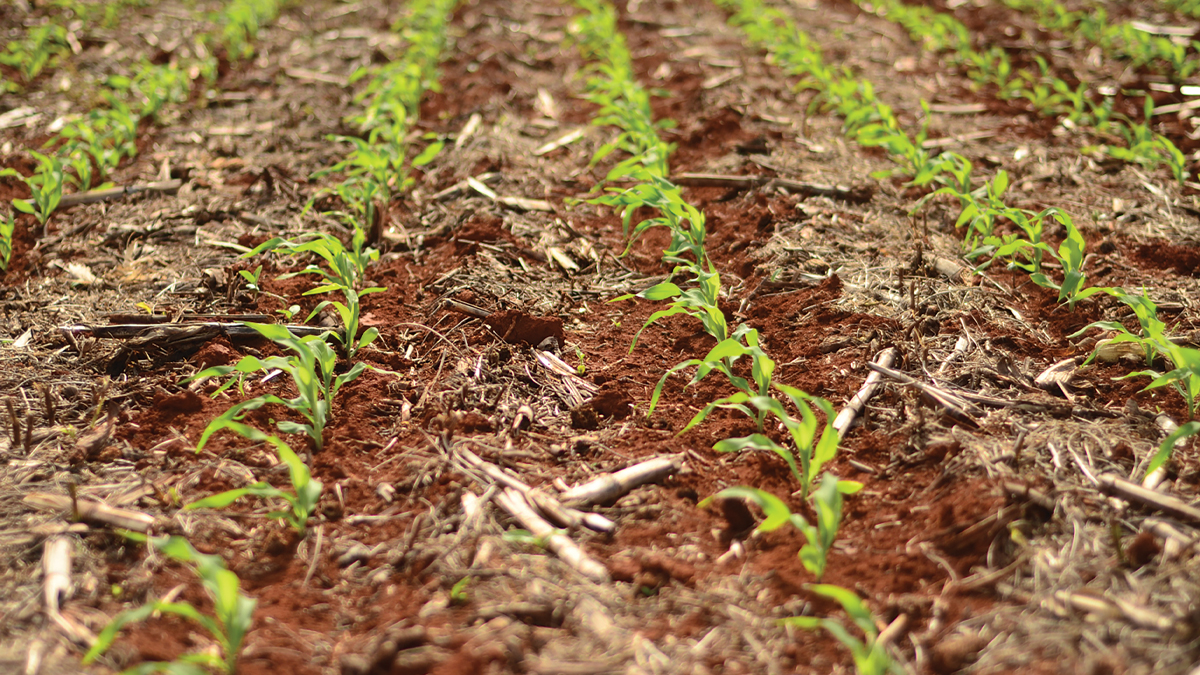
[1126,531,1160,568]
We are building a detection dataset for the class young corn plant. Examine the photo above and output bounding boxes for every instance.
[187,324,369,454]
[780,584,901,675]
[1135,341,1200,421]
[571,0,675,180]
[83,536,255,675]
[1146,422,1200,480]
[1085,100,1189,183]
[1,152,65,227]
[185,433,321,535]
[702,474,861,580]
[242,234,384,358]
[0,23,71,85]
[994,209,1111,309]
[691,384,844,499]
[1072,290,1165,366]
[0,211,13,273]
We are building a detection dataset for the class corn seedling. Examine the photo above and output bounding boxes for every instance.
[1072,290,1166,366]
[690,385,843,499]
[186,433,321,535]
[702,474,861,580]
[1,152,65,227]
[0,211,14,273]
[571,0,675,180]
[780,584,900,675]
[84,536,255,675]
[242,234,384,358]
[0,23,70,85]
[1135,342,1200,421]
[244,231,378,292]
[1146,422,1200,479]
[187,323,369,453]
[217,0,284,61]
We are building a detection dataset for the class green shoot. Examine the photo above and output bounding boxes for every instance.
[185,434,321,535]
[186,324,370,453]
[701,475,861,580]
[1072,289,1165,366]
[0,211,13,273]
[84,536,255,675]
[780,584,901,675]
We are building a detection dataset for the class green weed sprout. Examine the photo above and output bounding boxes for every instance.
[702,474,861,580]
[186,433,321,535]
[187,324,369,453]
[84,536,255,675]
[780,584,901,675]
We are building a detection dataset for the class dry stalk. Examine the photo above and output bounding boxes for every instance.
[834,347,899,435]
[1098,474,1200,524]
[24,493,157,532]
[558,455,683,505]
[494,488,609,584]
[42,535,72,615]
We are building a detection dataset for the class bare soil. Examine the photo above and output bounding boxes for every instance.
[4,0,1200,674]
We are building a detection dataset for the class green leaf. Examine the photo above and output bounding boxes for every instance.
[1148,421,1200,478]
[638,281,683,300]
[412,140,444,166]
[703,486,793,532]
[184,486,267,510]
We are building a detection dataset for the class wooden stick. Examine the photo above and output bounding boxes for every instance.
[1098,474,1200,524]
[57,179,181,208]
[495,488,609,583]
[61,322,330,340]
[24,493,156,532]
[558,455,683,505]
[834,347,899,436]
[442,298,490,319]
[430,172,501,202]
[671,173,872,201]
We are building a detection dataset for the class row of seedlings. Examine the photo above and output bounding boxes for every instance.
[999,0,1200,82]
[78,2,458,672]
[856,0,1189,181]
[718,0,1200,661]
[0,0,289,271]
[567,2,896,671]
[0,0,151,93]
